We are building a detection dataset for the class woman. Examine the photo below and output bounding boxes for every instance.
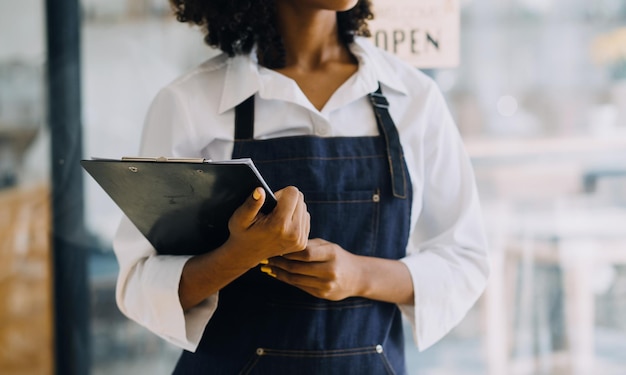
[113,1,490,374]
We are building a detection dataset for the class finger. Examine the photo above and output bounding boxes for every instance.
[280,249,311,261]
[308,238,326,245]
[281,240,328,262]
[274,268,326,290]
[300,205,310,247]
[292,191,305,222]
[262,266,335,300]
[230,187,266,228]
[272,186,300,222]
[270,258,313,275]
[293,194,309,249]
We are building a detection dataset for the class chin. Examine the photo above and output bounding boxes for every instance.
[336,0,360,12]
[306,0,359,12]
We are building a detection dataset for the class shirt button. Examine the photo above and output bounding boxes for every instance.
[375,344,383,353]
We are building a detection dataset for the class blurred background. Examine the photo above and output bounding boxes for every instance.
[1,0,626,374]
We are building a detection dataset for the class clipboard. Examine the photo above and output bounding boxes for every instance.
[81,157,277,256]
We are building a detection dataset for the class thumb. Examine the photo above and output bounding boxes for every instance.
[231,187,266,228]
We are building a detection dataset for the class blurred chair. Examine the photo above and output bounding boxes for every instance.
[483,194,626,375]
[481,199,514,375]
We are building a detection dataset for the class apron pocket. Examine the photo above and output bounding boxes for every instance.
[303,189,380,257]
[238,345,397,375]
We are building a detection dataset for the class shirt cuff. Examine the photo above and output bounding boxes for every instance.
[399,251,475,352]
[134,255,218,352]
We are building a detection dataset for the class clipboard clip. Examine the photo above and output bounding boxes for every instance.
[121,156,206,163]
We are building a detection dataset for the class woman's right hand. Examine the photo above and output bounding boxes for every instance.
[179,186,309,311]
[226,186,310,267]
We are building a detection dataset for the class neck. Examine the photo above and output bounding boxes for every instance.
[274,3,352,71]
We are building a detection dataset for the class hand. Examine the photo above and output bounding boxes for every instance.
[263,238,362,301]
[226,186,310,267]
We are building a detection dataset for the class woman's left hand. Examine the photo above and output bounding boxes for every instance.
[263,238,363,301]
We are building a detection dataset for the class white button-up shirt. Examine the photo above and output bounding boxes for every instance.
[113,37,489,353]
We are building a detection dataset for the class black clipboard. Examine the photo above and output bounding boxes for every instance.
[81,157,276,255]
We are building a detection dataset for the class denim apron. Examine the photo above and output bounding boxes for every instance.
[173,87,413,375]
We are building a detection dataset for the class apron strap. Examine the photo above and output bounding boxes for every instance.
[369,86,407,199]
[235,95,255,140]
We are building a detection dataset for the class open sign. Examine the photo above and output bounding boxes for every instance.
[369,0,460,68]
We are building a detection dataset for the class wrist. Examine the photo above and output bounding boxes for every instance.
[349,256,414,305]
[218,238,265,270]
[179,241,260,311]
[351,254,372,299]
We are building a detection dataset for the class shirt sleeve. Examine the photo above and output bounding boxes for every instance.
[113,87,218,352]
[398,86,490,352]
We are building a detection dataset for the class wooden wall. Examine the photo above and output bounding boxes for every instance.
[0,185,53,375]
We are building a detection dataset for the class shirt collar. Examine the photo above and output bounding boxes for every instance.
[217,37,410,114]
[349,37,410,97]
[218,51,262,114]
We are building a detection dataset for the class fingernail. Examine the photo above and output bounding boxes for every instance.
[259,259,269,265]
[260,266,277,277]
[252,188,262,200]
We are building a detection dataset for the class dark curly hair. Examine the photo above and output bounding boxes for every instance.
[169,0,373,69]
